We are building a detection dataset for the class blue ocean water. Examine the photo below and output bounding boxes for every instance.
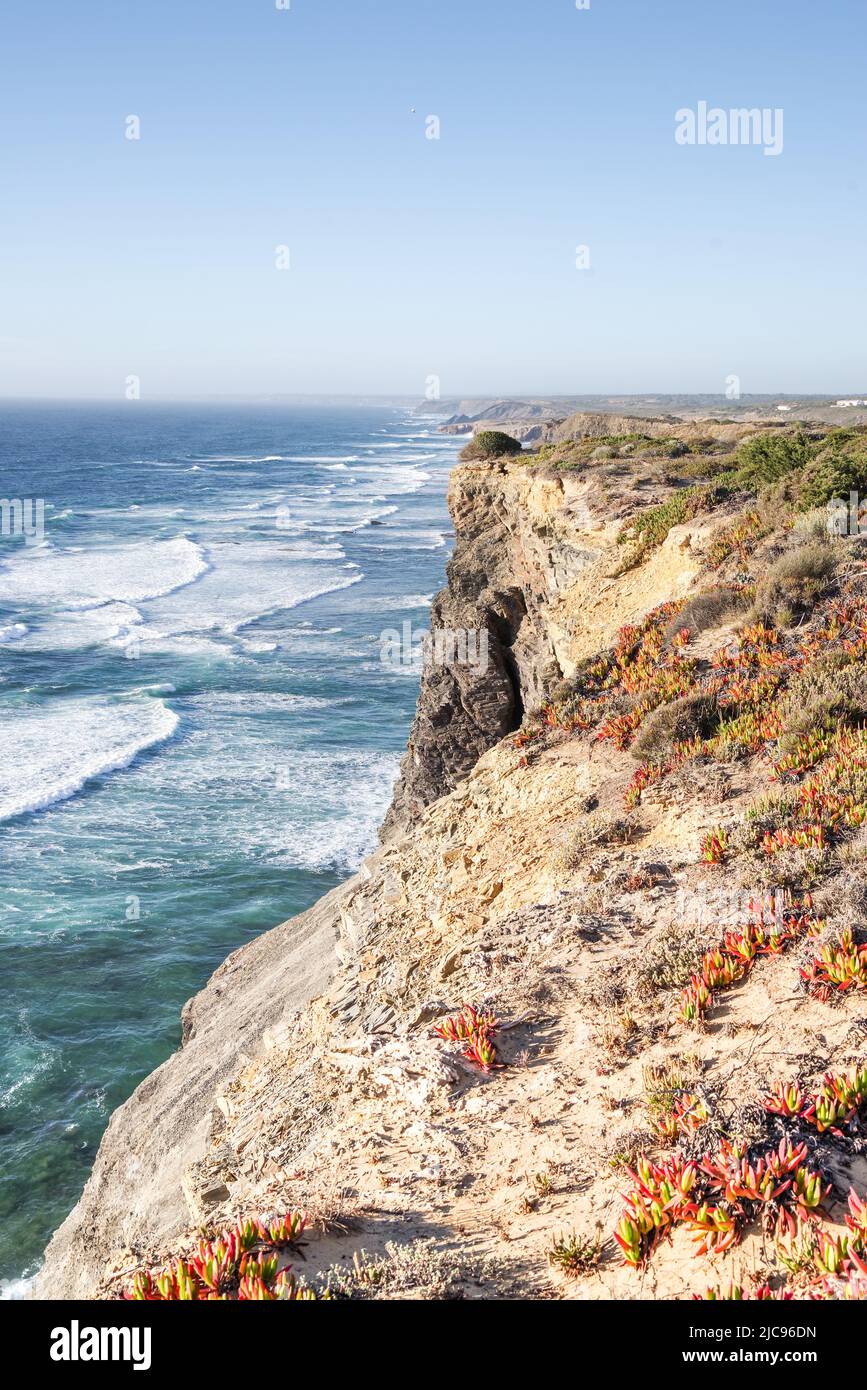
[0,402,459,1290]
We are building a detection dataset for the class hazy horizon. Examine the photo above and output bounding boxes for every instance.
[0,390,862,406]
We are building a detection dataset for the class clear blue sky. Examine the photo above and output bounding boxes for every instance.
[1,0,864,398]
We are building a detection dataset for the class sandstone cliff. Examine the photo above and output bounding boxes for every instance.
[36,423,867,1301]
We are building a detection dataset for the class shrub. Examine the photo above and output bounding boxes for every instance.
[560,811,634,867]
[753,542,837,624]
[616,464,748,558]
[795,433,867,512]
[633,692,719,762]
[664,588,749,643]
[776,656,867,753]
[735,431,813,487]
[621,487,700,551]
[644,437,690,459]
[459,430,523,461]
[323,1240,501,1300]
[632,924,711,997]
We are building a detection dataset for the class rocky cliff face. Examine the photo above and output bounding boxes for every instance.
[37,430,867,1302]
[383,456,708,836]
[382,462,569,837]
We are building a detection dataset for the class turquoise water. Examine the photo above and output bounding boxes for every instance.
[0,402,458,1289]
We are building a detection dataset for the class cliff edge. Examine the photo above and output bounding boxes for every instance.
[36,421,867,1300]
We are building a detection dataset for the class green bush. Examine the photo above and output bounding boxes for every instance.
[622,468,741,549]
[734,431,813,487]
[459,430,523,461]
[795,433,867,512]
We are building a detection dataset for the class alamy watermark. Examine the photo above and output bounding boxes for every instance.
[50,1321,151,1371]
[827,492,867,537]
[675,102,783,157]
[380,621,489,674]
[1,497,45,546]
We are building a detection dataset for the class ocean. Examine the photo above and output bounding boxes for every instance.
[0,401,459,1292]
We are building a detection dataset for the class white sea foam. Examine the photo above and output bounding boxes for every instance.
[287,455,360,464]
[192,454,359,464]
[269,749,401,872]
[0,695,180,822]
[0,1274,36,1301]
[349,592,434,611]
[17,603,143,652]
[130,539,362,641]
[186,692,342,714]
[0,537,208,610]
[237,639,278,654]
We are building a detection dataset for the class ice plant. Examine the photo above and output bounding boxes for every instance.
[614,1211,650,1269]
[238,1274,275,1301]
[679,974,712,1024]
[701,949,743,990]
[693,1282,792,1301]
[190,1234,238,1293]
[803,1067,867,1134]
[464,1023,499,1072]
[845,1188,867,1248]
[700,827,729,865]
[700,1137,819,1211]
[432,1003,499,1043]
[683,1203,740,1257]
[259,1211,306,1246]
[812,1233,850,1278]
[129,1271,155,1301]
[771,730,833,781]
[650,1111,679,1144]
[763,824,828,855]
[272,1270,319,1301]
[692,1283,745,1300]
[121,1209,320,1302]
[235,1217,261,1252]
[650,1092,709,1144]
[433,1003,502,1073]
[801,928,867,997]
[791,1163,830,1219]
[762,1080,804,1120]
[614,1157,698,1268]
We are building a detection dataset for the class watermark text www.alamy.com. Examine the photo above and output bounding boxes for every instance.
[675,102,783,156]
[0,497,45,546]
[380,621,489,674]
[50,1321,152,1371]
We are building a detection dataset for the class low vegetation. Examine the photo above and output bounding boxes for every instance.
[459,429,523,461]
[119,1211,314,1300]
[753,541,837,625]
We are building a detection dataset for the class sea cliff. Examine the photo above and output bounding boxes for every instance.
[37,421,867,1300]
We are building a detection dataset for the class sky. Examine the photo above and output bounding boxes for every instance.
[0,0,865,399]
